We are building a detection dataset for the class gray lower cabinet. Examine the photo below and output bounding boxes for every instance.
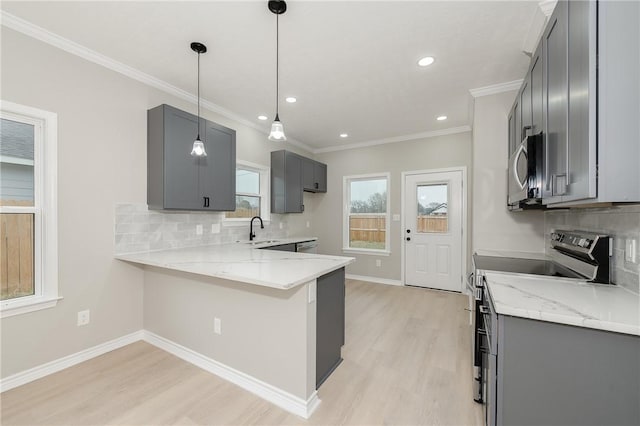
[495,315,640,426]
[263,243,296,252]
[316,267,345,389]
[148,104,236,211]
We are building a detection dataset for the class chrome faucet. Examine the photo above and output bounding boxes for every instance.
[249,216,264,241]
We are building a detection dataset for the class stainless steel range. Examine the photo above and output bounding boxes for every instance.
[469,230,612,423]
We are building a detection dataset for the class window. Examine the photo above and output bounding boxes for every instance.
[343,173,390,254]
[0,101,58,318]
[416,183,448,233]
[225,160,270,222]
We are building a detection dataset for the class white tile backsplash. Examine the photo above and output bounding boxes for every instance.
[545,205,640,294]
[114,203,290,255]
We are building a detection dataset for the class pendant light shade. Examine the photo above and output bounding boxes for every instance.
[269,114,286,141]
[190,42,207,157]
[268,1,287,142]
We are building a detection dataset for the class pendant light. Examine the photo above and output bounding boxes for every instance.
[268,0,287,142]
[190,42,208,157]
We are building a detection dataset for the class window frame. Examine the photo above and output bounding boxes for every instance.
[342,172,391,256]
[0,101,59,318]
[223,160,271,225]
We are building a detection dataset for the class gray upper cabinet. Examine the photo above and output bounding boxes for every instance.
[148,104,236,211]
[271,150,304,213]
[530,40,544,136]
[272,150,327,213]
[303,158,327,193]
[511,0,639,207]
[542,0,569,202]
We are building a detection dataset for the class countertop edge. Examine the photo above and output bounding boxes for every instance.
[485,271,640,337]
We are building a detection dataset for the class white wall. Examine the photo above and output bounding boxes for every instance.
[314,132,472,282]
[0,28,315,379]
[471,91,545,254]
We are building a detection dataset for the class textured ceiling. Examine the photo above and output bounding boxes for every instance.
[1,1,539,151]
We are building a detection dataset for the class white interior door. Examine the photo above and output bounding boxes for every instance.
[404,171,463,292]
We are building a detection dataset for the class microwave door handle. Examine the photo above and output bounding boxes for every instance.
[512,143,528,190]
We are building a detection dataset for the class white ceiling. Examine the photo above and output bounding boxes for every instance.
[1,1,541,152]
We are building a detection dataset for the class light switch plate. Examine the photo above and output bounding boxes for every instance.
[196,224,203,235]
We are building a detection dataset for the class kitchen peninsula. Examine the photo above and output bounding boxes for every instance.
[116,241,354,418]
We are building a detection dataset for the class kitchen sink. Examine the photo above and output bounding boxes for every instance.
[238,240,282,246]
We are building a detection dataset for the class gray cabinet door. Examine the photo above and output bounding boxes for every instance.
[513,97,521,155]
[316,267,345,388]
[162,107,201,210]
[303,158,327,193]
[530,40,544,136]
[314,162,327,193]
[565,0,597,202]
[201,120,236,210]
[271,150,303,213]
[302,158,315,191]
[543,0,568,202]
[507,108,515,156]
[520,73,532,140]
[284,151,304,213]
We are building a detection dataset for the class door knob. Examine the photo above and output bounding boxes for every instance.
[406,229,411,233]
[406,237,411,241]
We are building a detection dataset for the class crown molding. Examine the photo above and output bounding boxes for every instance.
[313,126,472,154]
[0,11,316,154]
[468,80,523,98]
[538,0,557,17]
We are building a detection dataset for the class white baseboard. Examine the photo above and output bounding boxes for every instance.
[0,330,144,393]
[346,274,403,286]
[142,331,320,419]
[0,329,320,419]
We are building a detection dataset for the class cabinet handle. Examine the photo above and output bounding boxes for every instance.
[203,197,210,208]
[301,204,305,212]
[314,182,319,189]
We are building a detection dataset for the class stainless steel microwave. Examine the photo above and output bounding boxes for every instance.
[507,132,544,210]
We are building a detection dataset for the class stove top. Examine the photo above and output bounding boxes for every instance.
[472,255,584,279]
[473,230,612,284]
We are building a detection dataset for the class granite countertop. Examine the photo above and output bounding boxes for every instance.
[116,237,354,290]
[484,271,640,336]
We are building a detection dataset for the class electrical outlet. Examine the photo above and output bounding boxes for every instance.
[625,238,637,263]
[77,310,90,326]
[306,221,310,228]
[279,222,283,230]
[376,259,381,267]
[196,224,203,235]
[211,223,220,234]
[214,317,222,335]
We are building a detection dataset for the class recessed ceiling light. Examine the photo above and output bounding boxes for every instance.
[258,115,268,121]
[436,115,447,121]
[285,97,297,103]
[340,133,348,138]
[418,56,435,67]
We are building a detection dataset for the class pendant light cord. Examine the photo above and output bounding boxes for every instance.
[197,51,201,138]
[276,12,279,119]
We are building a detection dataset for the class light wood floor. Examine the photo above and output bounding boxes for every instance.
[1,280,483,425]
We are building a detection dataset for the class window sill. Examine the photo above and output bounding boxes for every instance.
[1,296,63,319]
[342,248,391,257]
